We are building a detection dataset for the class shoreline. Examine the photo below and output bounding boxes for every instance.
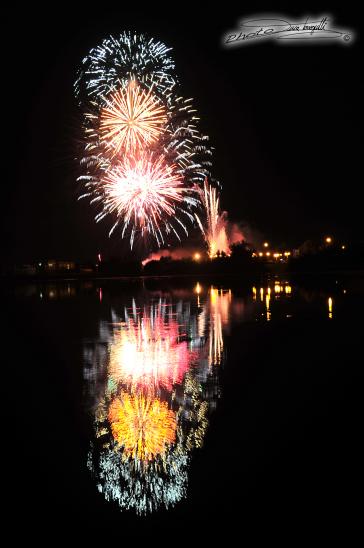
[2,269,364,284]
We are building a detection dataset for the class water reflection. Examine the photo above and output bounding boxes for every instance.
[80,277,350,514]
[84,288,233,514]
[328,297,333,319]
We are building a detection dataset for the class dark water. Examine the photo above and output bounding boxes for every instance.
[4,274,364,531]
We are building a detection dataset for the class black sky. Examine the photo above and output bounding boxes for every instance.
[3,4,363,262]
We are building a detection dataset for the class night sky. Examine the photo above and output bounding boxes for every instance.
[4,5,362,263]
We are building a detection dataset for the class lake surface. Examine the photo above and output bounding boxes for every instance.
[4,273,363,530]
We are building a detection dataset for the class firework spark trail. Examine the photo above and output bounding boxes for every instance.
[195,179,230,257]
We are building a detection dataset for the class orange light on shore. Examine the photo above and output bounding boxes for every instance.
[263,242,269,248]
[325,236,332,244]
[193,252,201,261]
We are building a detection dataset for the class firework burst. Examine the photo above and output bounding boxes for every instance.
[96,152,195,247]
[76,32,215,249]
[100,81,167,155]
[75,31,176,102]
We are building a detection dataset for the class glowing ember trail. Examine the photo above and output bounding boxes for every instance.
[109,392,176,461]
[100,81,167,155]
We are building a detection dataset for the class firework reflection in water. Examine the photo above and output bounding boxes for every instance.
[83,286,239,514]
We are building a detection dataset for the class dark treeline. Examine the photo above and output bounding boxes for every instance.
[3,241,364,279]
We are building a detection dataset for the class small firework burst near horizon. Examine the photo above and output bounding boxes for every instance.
[195,179,230,258]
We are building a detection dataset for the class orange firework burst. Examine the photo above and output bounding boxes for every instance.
[109,392,176,461]
[100,81,167,155]
[102,152,186,245]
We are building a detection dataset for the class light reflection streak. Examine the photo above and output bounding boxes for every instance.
[208,287,231,367]
[253,283,293,322]
[266,293,271,321]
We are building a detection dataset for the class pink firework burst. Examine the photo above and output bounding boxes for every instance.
[99,152,190,247]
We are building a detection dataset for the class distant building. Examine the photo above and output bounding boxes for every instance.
[44,260,75,272]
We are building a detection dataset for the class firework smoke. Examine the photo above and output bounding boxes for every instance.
[142,246,205,265]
